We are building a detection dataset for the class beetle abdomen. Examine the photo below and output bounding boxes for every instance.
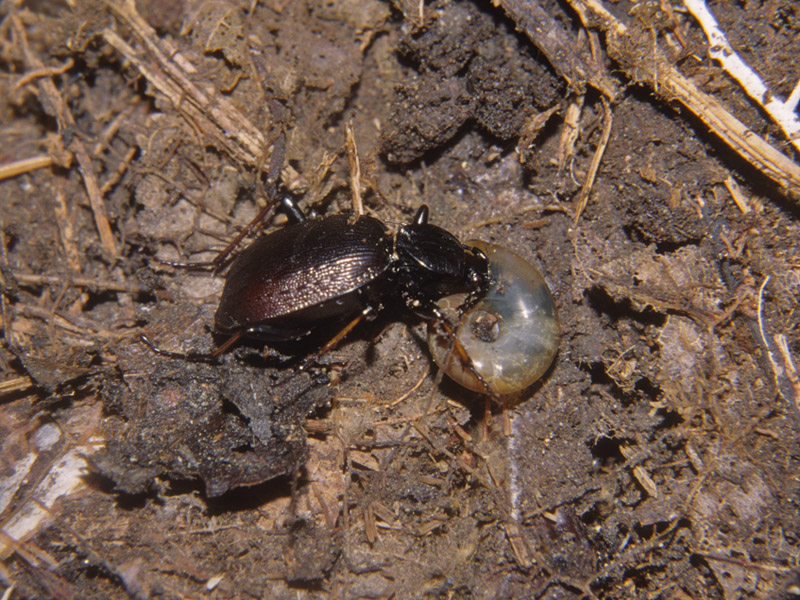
[214,215,391,335]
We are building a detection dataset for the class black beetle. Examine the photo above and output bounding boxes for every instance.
[144,194,559,398]
[213,195,489,345]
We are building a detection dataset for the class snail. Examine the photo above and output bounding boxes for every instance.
[427,241,559,396]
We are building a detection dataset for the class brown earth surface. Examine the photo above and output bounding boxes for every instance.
[1,0,799,598]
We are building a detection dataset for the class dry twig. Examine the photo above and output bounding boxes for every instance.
[683,0,800,154]
[344,121,363,216]
[12,16,118,256]
[73,140,119,257]
[573,96,613,222]
[556,98,584,172]
[13,272,147,294]
[492,0,618,99]
[566,0,800,200]
[0,155,54,181]
[756,277,800,416]
[102,0,273,168]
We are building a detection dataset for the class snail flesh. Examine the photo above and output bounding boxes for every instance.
[427,241,559,395]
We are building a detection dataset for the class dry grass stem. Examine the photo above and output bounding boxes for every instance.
[345,121,363,216]
[556,97,584,172]
[573,97,613,222]
[0,155,54,181]
[567,0,800,200]
[73,140,119,257]
[683,0,800,154]
[102,0,272,168]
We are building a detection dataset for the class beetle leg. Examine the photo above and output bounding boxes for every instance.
[427,316,507,412]
[210,329,246,356]
[299,306,375,372]
[211,185,304,271]
[139,328,247,362]
[212,200,279,270]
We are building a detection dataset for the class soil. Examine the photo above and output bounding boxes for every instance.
[1,0,799,599]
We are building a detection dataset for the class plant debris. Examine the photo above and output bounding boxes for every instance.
[1,0,799,598]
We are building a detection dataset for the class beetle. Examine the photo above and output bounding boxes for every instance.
[212,194,490,348]
[144,193,559,397]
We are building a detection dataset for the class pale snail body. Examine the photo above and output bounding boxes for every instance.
[427,241,559,395]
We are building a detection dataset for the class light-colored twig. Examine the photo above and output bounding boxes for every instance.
[0,376,33,395]
[73,139,118,256]
[556,97,584,172]
[755,278,800,414]
[13,58,74,91]
[344,121,363,216]
[0,155,54,180]
[787,79,800,113]
[756,275,770,358]
[566,0,800,201]
[573,96,613,222]
[774,334,800,415]
[683,0,800,154]
[13,272,147,293]
[723,175,751,214]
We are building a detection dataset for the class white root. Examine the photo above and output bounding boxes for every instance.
[684,0,800,154]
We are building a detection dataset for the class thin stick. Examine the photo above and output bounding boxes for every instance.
[0,155,54,181]
[73,140,118,256]
[556,97,584,172]
[566,0,800,200]
[774,334,800,415]
[0,376,34,395]
[13,58,74,90]
[683,0,800,153]
[345,121,364,216]
[13,272,147,293]
[573,96,613,222]
[756,275,770,357]
[787,79,800,112]
[389,367,429,406]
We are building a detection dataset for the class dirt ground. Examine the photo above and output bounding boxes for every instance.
[1,0,799,598]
